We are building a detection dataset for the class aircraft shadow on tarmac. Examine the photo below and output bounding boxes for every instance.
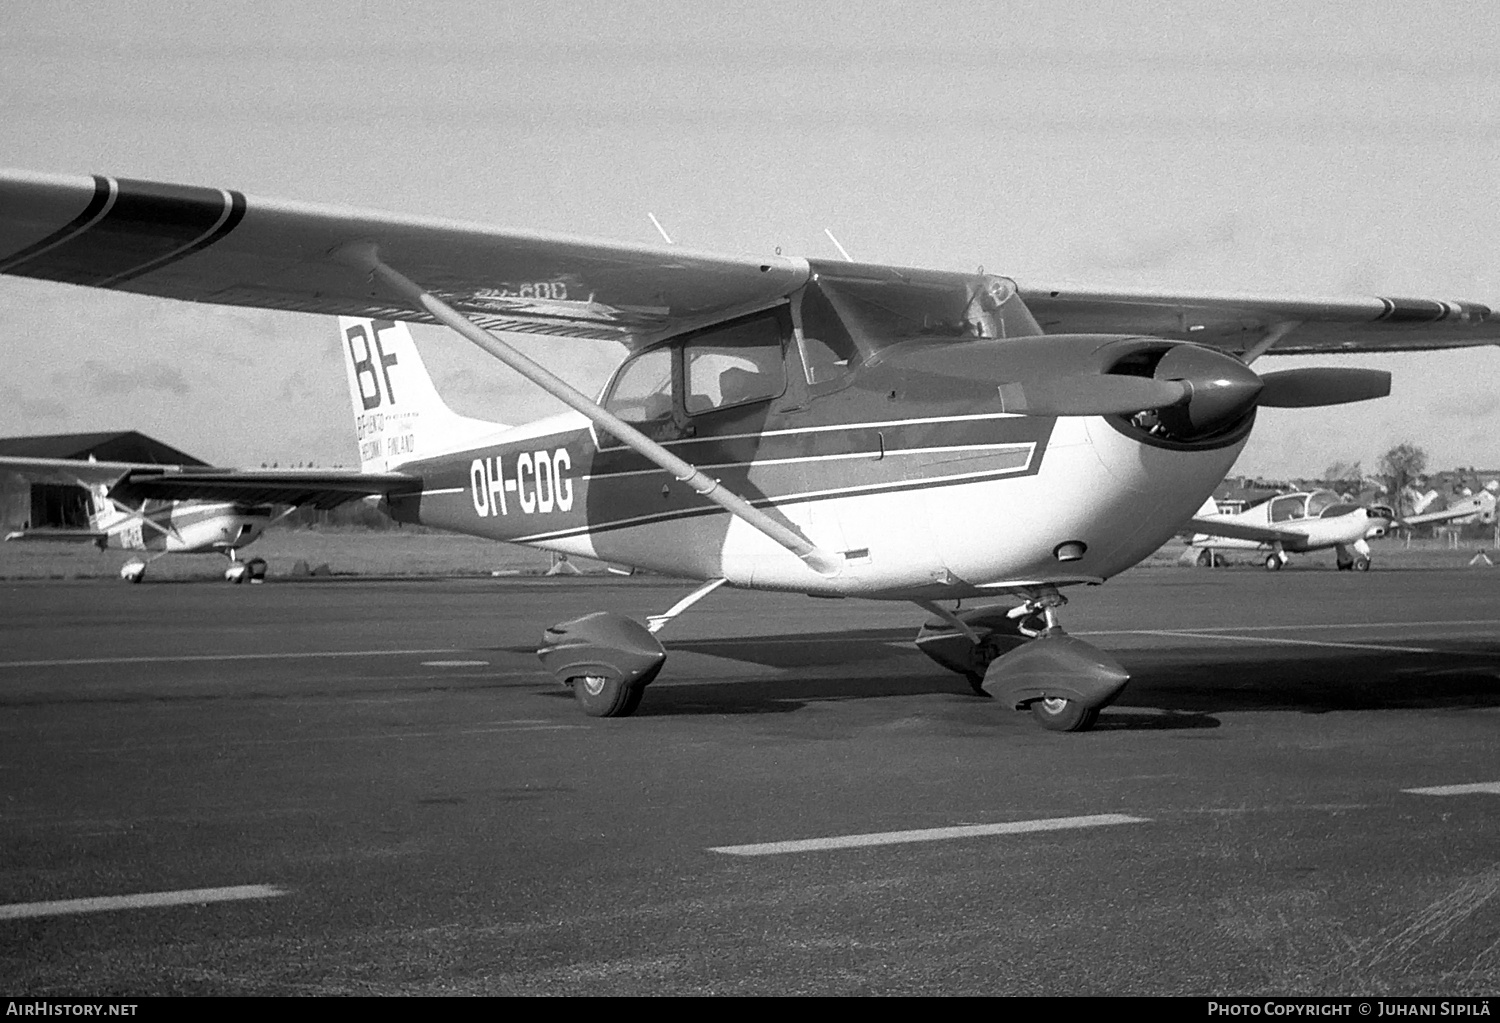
[526,628,1500,728]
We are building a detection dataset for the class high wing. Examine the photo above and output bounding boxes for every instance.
[0,456,417,510]
[1,170,1498,354]
[0,171,807,345]
[1017,285,1500,355]
[1186,516,1308,545]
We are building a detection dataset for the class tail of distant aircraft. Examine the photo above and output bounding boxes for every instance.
[339,317,508,472]
[85,482,116,531]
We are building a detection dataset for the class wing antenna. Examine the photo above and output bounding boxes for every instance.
[823,228,854,262]
[647,213,675,245]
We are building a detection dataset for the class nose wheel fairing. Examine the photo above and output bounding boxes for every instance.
[981,631,1130,729]
[915,595,1130,731]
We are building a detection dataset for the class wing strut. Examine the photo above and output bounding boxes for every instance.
[334,243,842,578]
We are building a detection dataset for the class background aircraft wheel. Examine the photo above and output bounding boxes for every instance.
[1354,557,1371,571]
[1195,549,1213,568]
[1263,555,1282,571]
[1029,697,1099,733]
[571,674,642,717]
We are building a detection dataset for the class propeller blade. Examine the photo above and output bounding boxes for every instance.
[996,375,1188,417]
[1256,368,1391,408]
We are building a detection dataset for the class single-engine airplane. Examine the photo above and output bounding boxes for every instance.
[5,457,281,582]
[1186,486,1497,571]
[0,454,413,583]
[1185,489,1395,571]
[3,171,1498,730]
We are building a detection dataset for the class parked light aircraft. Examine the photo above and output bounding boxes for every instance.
[2,171,1498,731]
[1187,487,1497,571]
[0,455,411,582]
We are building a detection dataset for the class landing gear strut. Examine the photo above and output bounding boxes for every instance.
[1335,541,1371,572]
[915,589,1129,733]
[224,552,269,584]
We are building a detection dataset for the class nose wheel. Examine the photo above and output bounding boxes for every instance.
[1030,695,1100,733]
[915,590,1129,732]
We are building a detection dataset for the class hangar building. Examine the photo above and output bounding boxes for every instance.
[0,431,205,533]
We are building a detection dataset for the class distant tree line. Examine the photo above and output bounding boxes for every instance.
[276,501,424,531]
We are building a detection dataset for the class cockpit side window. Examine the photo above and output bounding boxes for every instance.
[683,313,786,415]
[601,346,674,424]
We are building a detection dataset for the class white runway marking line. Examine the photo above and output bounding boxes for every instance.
[0,647,475,669]
[709,813,1148,856]
[1403,782,1500,797]
[1082,619,1500,637]
[1128,630,1440,655]
[0,884,286,920]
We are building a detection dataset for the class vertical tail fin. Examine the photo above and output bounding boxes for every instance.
[340,317,508,472]
[86,483,114,530]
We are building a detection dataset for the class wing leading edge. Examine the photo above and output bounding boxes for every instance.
[1186,516,1306,545]
[1,169,1497,354]
[1018,284,1500,355]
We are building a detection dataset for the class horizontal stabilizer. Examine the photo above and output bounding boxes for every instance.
[5,527,108,544]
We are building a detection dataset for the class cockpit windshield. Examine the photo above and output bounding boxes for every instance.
[798,260,1042,380]
[1305,490,1342,517]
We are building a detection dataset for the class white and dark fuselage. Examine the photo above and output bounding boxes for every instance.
[89,492,273,555]
[362,324,1249,601]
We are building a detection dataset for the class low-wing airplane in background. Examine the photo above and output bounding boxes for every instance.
[1186,487,1497,572]
[1185,489,1395,571]
[2,171,1498,731]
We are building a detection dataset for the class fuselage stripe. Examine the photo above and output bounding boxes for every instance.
[591,411,1026,453]
[505,462,1035,543]
[581,442,1033,482]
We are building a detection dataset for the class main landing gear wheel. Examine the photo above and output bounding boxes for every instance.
[1029,697,1100,733]
[570,674,645,717]
[1353,557,1371,571]
[1263,555,1283,571]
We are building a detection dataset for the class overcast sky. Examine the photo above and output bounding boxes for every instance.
[1,0,1496,476]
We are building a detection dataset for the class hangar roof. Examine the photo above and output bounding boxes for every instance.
[0,431,206,466]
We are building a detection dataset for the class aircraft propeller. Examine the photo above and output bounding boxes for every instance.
[996,342,1391,438]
